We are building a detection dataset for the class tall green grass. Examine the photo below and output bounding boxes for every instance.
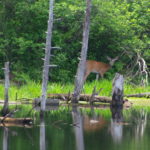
[0,79,150,101]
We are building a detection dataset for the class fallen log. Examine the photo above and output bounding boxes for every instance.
[0,117,33,125]
[47,93,132,108]
[126,93,150,98]
[0,123,32,128]
[48,93,113,103]
[0,100,33,105]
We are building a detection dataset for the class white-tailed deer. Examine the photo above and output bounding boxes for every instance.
[84,56,118,81]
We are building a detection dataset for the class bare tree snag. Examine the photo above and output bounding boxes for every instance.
[111,73,124,107]
[72,0,92,103]
[138,57,148,86]
[125,53,149,86]
[2,62,10,116]
[41,0,54,111]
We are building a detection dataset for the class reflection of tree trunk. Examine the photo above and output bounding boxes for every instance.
[135,110,147,139]
[40,116,46,150]
[72,106,85,150]
[110,107,123,143]
[111,107,123,122]
[3,128,9,150]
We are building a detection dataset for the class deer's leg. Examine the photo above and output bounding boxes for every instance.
[99,72,104,78]
[96,74,99,80]
[84,71,90,81]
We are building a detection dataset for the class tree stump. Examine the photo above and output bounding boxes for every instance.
[111,73,124,107]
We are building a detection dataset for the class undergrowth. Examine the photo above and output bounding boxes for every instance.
[0,79,150,102]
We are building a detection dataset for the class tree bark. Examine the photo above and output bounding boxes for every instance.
[2,62,10,116]
[41,0,54,111]
[72,0,92,103]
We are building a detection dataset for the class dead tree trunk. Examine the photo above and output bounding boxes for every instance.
[41,0,54,111]
[72,0,92,103]
[111,73,124,107]
[2,62,10,115]
[125,52,149,86]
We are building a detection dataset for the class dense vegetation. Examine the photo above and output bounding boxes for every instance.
[0,0,150,83]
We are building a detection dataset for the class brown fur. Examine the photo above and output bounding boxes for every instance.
[84,56,118,81]
[84,60,111,81]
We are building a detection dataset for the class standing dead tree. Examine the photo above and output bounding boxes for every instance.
[41,0,54,112]
[1,62,10,116]
[125,52,149,86]
[138,57,148,86]
[72,0,92,103]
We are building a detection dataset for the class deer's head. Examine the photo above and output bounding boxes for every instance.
[107,56,118,66]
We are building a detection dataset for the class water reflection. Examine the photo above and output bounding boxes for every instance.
[3,128,8,150]
[40,115,46,150]
[110,107,123,143]
[134,109,147,139]
[0,106,150,150]
[83,107,106,132]
[72,106,85,150]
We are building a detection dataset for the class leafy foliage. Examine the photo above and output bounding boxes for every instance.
[0,0,149,83]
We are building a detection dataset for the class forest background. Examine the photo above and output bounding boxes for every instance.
[0,0,150,84]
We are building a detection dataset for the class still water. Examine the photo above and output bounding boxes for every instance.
[0,106,150,150]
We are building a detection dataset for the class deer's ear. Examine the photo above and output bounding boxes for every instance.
[106,56,111,61]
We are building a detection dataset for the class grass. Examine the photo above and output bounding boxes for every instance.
[0,79,150,106]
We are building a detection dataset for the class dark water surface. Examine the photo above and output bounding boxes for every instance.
[0,106,150,150]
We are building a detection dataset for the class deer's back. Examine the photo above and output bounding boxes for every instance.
[86,60,110,73]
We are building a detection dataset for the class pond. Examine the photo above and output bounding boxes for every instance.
[0,105,150,150]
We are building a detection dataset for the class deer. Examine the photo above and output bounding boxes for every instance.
[84,56,118,81]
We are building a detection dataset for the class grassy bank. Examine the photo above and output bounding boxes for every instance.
[0,79,150,105]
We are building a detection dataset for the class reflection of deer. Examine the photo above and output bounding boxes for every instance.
[83,115,106,132]
[84,56,118,81]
